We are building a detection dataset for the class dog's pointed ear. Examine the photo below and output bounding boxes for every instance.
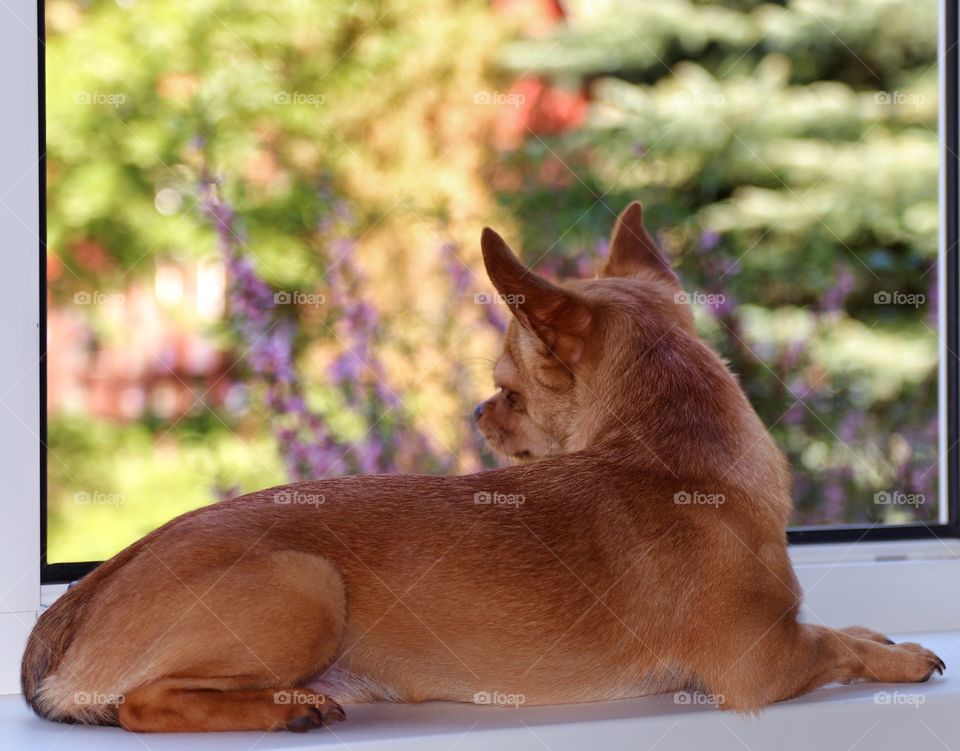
[602,202,678,285]
[481,227,592,368]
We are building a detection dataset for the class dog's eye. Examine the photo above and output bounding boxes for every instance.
[504,390,523,410]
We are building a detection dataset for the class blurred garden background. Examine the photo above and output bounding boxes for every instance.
[45,0,941,562]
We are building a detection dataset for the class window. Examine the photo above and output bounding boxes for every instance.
[39,0,959,587]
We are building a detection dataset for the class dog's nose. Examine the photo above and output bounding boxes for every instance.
[473,403,485,421]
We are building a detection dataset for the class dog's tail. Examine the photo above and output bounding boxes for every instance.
[21,581,92,720]
[21,542,142,723]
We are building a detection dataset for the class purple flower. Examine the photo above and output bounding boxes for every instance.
[199,178,554,485]
[441,242,472,297]
[594,238,610,260]
[821,265,856,314]
[837,412,862,444]
[779,339,805,373]
[699,230,720,252]
[574,255,594,278]
[202,181,352,481]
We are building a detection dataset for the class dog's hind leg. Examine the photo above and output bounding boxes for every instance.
[119,681,344,733]
[40,550,347,732]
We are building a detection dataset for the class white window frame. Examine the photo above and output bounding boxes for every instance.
[1,0,959,695]
[0,0,41,696]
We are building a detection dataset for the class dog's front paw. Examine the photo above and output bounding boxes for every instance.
[872,642,946,684]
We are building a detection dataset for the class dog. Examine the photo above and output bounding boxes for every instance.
[22,203,944,732]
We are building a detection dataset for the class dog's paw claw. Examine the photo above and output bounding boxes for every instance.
[322,700,346,723]
[892,642,946,683]
[286,712,322,733]
[280,691,345,732]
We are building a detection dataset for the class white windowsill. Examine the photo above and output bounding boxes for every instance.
[1,630,957,751]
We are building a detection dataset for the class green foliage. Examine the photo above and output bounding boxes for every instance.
[496,0,940,524]
[46,0,943,558]
[46,0,496,289]
[47,415,286,562]
[45,0,504,561]
[502,0,936,85]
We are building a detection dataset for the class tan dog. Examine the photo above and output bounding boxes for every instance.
[22,203,944,732]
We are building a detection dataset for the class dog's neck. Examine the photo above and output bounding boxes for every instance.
[561,325,790,505]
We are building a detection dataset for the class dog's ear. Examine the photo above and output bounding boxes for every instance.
[602,202,678,285]
[481,227,592,368]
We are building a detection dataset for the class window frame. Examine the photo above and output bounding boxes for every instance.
[0,0,42,696]
[789,0,960,547]
[34,0,960,582]
[0,0,955,704]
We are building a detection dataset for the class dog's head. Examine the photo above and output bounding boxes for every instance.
[474,202,697,461]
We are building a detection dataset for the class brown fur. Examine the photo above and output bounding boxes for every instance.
[23,203,944,731]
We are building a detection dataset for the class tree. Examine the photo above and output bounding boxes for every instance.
[495,0,939,524]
